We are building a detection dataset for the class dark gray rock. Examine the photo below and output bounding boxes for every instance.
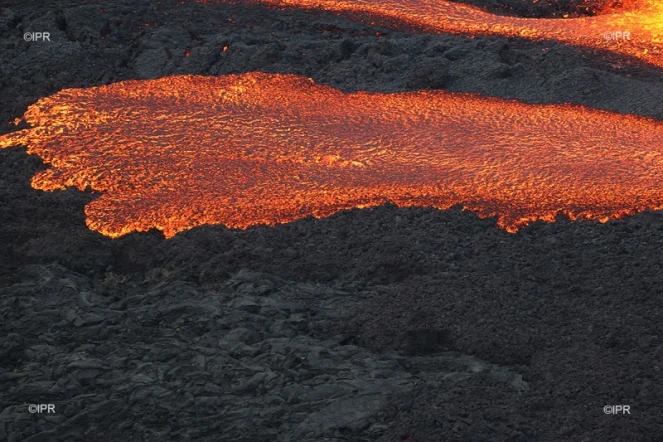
[0,265,538,441]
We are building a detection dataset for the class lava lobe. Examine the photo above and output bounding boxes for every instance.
[2,73,663,238]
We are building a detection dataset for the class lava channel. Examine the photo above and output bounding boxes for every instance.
[204,0,663,69]
[2,72,663,238]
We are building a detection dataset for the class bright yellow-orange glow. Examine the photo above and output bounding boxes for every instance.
[207,0,663,69]
[2,73,663,238]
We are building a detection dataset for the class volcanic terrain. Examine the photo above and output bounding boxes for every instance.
[1,0,662,441]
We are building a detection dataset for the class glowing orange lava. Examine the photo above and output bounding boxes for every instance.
[207,0,663,69]
[2,73,663,238]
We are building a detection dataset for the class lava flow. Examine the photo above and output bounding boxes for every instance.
[207,0,663,69]
[2,72,663,238]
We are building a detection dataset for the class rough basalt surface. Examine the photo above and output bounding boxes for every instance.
[1,1,662,441]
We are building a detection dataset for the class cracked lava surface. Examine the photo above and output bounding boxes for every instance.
[204,0,663,69]
[2,72,663,238]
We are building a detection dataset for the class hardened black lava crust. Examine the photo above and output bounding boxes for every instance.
[1,1,662,441]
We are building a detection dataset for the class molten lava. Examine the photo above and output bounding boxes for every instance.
[2,73,663,238]
[206,0,663,69]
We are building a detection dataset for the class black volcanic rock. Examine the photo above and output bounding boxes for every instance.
[0,265,532,441]
[458,0,608,17]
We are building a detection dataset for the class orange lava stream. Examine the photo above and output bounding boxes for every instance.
[210,0,663,69]
[2,72,663,238]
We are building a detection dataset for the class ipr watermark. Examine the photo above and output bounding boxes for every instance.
[27,404,56,414]
[604,405,631,415]
[603,31,631,41]
[23,32,51,42]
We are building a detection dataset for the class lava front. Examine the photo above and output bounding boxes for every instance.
[204,0,663,69]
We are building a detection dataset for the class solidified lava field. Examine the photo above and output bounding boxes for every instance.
[1,1,663,441]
